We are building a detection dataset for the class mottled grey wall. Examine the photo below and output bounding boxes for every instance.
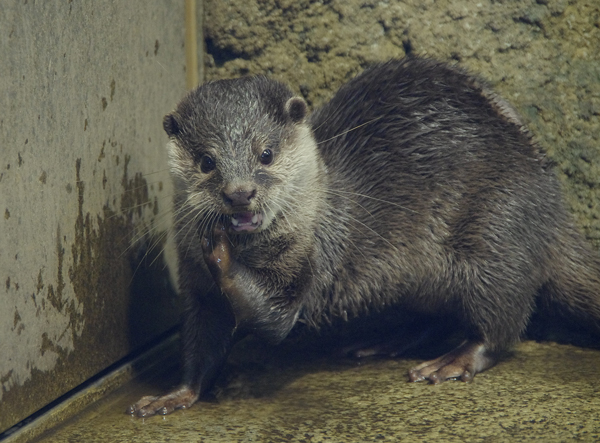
[0,1,185,432]
[204,0,600,245]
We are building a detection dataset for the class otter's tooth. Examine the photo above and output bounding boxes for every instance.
[252,214,258,224]
[231,217,239,226]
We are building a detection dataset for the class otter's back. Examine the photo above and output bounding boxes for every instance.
[310,58,548,190]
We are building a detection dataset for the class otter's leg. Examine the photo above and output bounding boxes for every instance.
[128,232,237,417]
[408,259,536,383]
[128,289,236,417]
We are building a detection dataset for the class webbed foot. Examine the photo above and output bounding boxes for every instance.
[408,340,497,384]
[127,386,198,417]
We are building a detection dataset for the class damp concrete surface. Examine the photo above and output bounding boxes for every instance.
[31,336,600,442]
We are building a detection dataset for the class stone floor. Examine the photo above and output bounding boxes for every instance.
[25,333,600,443]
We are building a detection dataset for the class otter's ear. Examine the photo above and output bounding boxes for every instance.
[285,97,308,123]
[163,113,181,137]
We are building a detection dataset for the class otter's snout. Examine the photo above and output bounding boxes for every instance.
[223,189,256,208]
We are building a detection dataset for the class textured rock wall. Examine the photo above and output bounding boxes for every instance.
[204,0,600,244]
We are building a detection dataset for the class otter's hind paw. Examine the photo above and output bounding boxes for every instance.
[408,340,497,384]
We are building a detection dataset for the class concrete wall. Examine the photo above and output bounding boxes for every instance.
[0,1,187,432]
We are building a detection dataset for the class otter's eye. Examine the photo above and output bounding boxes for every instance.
[260,149,273,165]
[200,155,216,173]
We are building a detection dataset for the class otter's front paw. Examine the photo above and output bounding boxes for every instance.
[127,386,198,417]
[202,224,233,281]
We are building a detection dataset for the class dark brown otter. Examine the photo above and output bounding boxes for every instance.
[129,57,600,417]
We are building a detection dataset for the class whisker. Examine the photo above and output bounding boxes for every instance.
[273,184,398,254]
[312,185,420,215]
[107,192,178,221]
[123,191,195,252]
[316,116,384,146]
[182,208,206,259]
[139,167,173,178]
[132,229,171,279]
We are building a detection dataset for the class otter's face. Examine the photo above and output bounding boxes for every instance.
[163,77,319,238]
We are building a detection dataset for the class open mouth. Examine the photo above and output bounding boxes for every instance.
[230,211,263,232]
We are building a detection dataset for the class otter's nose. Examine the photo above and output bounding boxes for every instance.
[223,189,256,207]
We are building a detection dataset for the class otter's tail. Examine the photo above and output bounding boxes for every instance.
[544,225,600,332]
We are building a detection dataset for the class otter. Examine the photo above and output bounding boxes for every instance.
[129,57,600,417]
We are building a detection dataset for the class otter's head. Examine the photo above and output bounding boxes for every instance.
[164,76,320,238]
